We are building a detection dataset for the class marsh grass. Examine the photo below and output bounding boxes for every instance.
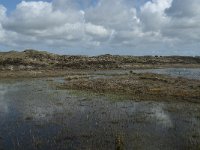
[59,72,200,103]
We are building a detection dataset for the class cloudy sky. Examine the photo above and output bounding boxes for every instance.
[0,0,199,55]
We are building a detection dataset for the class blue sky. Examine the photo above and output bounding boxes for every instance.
[1,0,100,12]
[0,0,200,56]
[1,0,21,11]
[1,0,51,11]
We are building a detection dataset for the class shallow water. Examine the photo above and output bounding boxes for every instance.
[132,68,200,80]
[0,78,200,149]
[94,68,200,80]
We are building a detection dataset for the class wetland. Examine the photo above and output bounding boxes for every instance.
[0,68,200,149]
[0,50,200,149]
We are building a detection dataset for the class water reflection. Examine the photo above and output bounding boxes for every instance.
[151,104,173,128]
[0,85,9,114]
[0,78,199,149]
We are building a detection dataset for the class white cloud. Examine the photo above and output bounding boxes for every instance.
[166,0,200,18]
[85,0,140,30]
[85,23,110,37]
[4,1,84,32]
[0,5,6,42]
[140,0,172,31]
[0,0,199,55]
[1,1,113,49]
[161,0,200,49]
[0,5,6,21]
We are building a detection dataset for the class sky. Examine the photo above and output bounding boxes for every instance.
[0,0,200,56]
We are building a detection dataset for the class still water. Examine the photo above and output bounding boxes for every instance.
[0,71,200,149]
[95,68,200,80]
[132,68,200,80]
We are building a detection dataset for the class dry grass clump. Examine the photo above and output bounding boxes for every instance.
[61,73,200,102]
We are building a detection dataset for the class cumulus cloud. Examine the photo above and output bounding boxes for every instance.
[0,5,6,21]
[140,0,172,31]
[0,5,6,42]
[166,0,200,18]
[1,0,113,50]
[0,0,199,55]
[3,1,84,34]
[161,0,200,51]
[85,23,110,37]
